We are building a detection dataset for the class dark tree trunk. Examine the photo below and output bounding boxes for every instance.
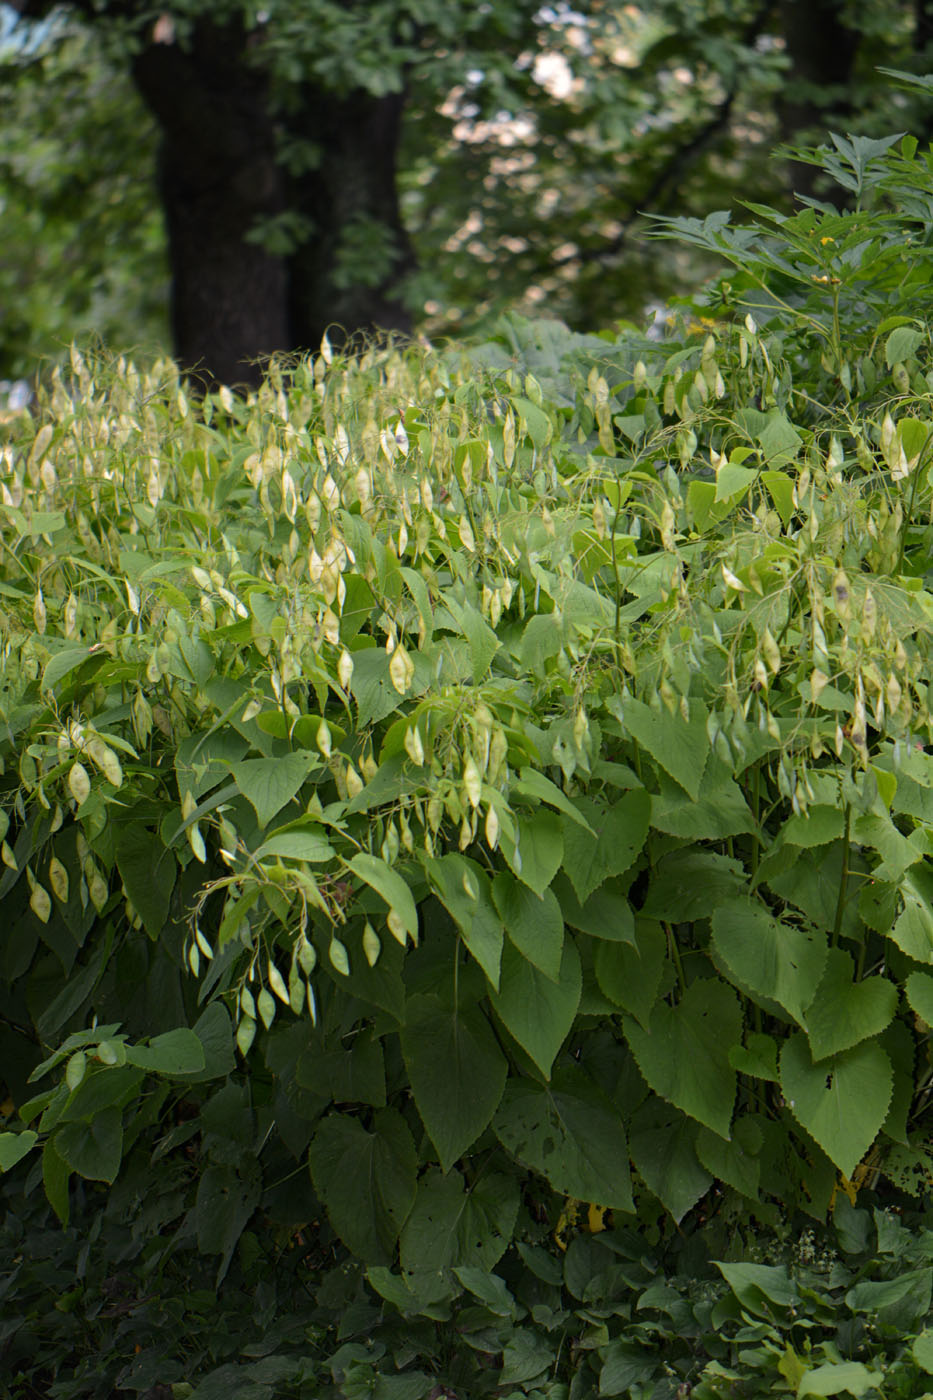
[777,0,861,199]
[131,19,290,388]
[286,87,416,352]
[130,19,415,387]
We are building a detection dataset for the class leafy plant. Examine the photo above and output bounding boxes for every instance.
[5,110,933,1400]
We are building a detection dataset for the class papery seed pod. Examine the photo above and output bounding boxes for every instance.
[462,756,482,809]
[68,762,91,806]
[237,1016,257,1056]
[345,765,364,799]
[30,881,51,924]
[48,856,69,903]
[268,959,290,1004]
[484,804,500,850]
[363,922,381,967]
[386,909,407,945]
[388,643,414,695]
[337,649,354,690]
[329,937,350,975]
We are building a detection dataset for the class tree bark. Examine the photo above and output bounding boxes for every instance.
[286,86,415,352]
[130,18,414,386]
[131,19,291,388]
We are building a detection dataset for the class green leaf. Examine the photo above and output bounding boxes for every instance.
[780,806,845,848]
[762,470,794,525]
[779,1033,893,1179]
[114,825,175,938]
[349,853,419,942]
[490,937,581,1077]
[628,1098,711,1223]
[309,1108,416,1265]
[891,868,933,961]
[125,1028,206,1075]
[804,950,897,1060]
[453,1266,516,1316]
[401,992,507,1173]
[494,1064,633,1210]
[492,872,563,981]
[711,898,827,1023]
[513,768,596,831]
[195,1161,261,1282]
[426,854,503,988]
[559,789,650,903]
[623,697,709,801]
[906,970,933,1026]
[400,1168,519,1273]
[912,1328,933,1374]
[594,919,666,1029]
[696,1118,762,1200]
[756,410,801,464]
[797,1361,878,1397]
[715,461,758,501]
[552,872,635,942]
[500,810,564,896]
[0,1130,36,1171]
[55,1106,123,1183]
[885,325,923,367]
[43,1135,71,1224]
[641,850,745,921]
[717,1261,799,1315]
[253,828,336,862]
[729,1032,779,1082]
[230,752,318,828]
[623,978,741,1138]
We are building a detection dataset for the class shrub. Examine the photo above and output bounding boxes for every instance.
[3,114,933,1398]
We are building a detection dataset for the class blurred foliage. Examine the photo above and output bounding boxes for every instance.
[4,1,933,371]
[0,9,168,378]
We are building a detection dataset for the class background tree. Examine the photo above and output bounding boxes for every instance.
[4,0,933,385]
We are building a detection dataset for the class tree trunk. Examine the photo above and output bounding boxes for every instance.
[130,19,414,385]
[777,0,861,199]
[286,87,416,352]
[131,19,291,389]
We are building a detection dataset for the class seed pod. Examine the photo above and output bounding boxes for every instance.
[363,922,381,967]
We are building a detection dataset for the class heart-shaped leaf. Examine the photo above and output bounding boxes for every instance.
[780,1033,892,1179]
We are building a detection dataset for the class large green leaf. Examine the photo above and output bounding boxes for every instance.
[779,1033,893,1179]
[426,854,503,989]
[641,850,745,921]
[492,872,563,981]
[559,789,650,903]
[622,697,709,801]
[0,1130,36,1172]
[493,1064,633,1209]
[696,1118,762,1200]
[623,978,740,1138]
[400,1168,519,1273]
[594,919,666,1029]
[711,897,827,1023]
[349,853,419,943]
[500,810,564,896]
[230,752,318,829]
[490,937,581,1077]
[906,970,933,1027]
[195,1159,262,1285]
[891,867,933,962]
[125,1028,206,1075]
[804,949,897,1060]
[309,1108,417,1264]
[552,873,635,942]
[401,993,507,1172]
[55,1106,123,1183]
[628,1097,711,1223]
[114,825,175,938]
